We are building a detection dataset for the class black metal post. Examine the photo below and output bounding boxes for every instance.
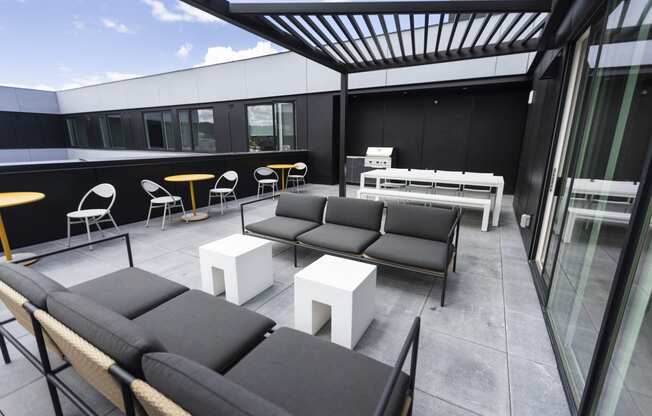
[0,332,10,364]
[125,234,134,267]
[27,306,64,416]
[339,72,348,197]
[294,245,298,267]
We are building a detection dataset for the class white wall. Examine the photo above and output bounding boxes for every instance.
[0,86,60,114]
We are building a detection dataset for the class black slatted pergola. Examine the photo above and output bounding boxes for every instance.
[182,0,553,195]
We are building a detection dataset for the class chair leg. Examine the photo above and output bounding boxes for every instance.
[440,274,447,307]
[0,332,10,364]
[84,218,93,250]
[66,218,71,247]
[46,378,64,416]
[95,222,105,237]
[207,193,212,211]
[161,203,168,231]
[145,202,153,227]
[108,213,119,232]
[180,200,188,221]
[293,245,298,267]
[220,193,225,215]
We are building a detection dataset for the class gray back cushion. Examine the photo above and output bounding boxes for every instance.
[47,292,165,376]
[325,197,384,231]
[142,353,292,416]
[275,193,326,223]
[384,204,456,241]
[0,263,67,309]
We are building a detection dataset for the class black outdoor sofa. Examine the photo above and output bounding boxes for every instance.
[0,235,419,416]
[242,193,462,306]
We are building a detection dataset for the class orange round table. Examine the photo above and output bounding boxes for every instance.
[267,164,296,191]
[0,192,46,265]
[165,174,215,221]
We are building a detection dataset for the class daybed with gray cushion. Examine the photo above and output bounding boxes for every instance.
[0,235,419,416]
[242,193,461,306]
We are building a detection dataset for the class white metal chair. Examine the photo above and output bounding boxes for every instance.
[286,162,307,192]
[141,179,186,230]
[434,170,463,196]
[208,170,238,214]
[66,183,119,248]
[254,167,279,199]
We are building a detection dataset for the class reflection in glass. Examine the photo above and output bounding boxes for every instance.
[192,108,216,152]
[65,116,90,147]
[546,0,652,405]
[144,112,168,149]
[597,199,652,416]
[247,103,295,151]
[178,110,193,151]
[99,114,125,148]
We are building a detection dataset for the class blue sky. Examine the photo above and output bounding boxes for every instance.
[0,0,285,91]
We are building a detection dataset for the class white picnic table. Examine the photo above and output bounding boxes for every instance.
[569,178,639,199]
[360,169,505,227]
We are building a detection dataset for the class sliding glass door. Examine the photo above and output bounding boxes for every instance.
[539,0,652,408]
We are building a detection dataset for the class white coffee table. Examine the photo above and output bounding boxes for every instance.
[199,234,273,305]
[294,255,376,349]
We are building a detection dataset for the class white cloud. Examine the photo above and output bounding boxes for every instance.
[176,42,193,59]
[72,16,86,31]
[106,72,142,82]
[195,41,279,67]
[143,0,222,24]
[61,72,142,90]
[101,18,131,33]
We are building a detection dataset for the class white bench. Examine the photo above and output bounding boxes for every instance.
[357,188,491,231]
[562,207,631,243]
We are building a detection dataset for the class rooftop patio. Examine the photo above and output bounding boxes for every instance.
[0,184,567,416]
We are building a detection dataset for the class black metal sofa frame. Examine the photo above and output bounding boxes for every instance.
[0,234,420,416]
[241,193,462,306]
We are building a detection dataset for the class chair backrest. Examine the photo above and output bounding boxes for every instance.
[289,162,307,177]
[141,180,173,200]
[276,193,326,223]
[384,204,457,242]
[254,167,278,182]
[325,197,384,231]
[214,171,238,190]
[79,183,117,211]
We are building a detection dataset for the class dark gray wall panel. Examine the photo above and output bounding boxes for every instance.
[306,93,336,184]
[0,111,67,149]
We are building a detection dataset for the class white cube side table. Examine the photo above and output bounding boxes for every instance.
[294,255,376,349]
[199,234,273,306]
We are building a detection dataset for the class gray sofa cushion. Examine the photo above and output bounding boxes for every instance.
[46,291,165,376]
[246,216,320,241]
[365,233,451,272]
[0,263,67,309]
[227,327,409,416]
[70,268,188,319]
[134,290,275,373]
[385,204,456,242]
[325,197,384,231]
[142,353,292,416]
[275,193,326,223]
[297,223,380,254]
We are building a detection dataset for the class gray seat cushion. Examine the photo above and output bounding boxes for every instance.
[69,268,188,319]
[246,216,320,241]
[297,223,380,254]
[142,353,291,416]
[365,233,451,272]
[385,204,456,242]
[325,197,384,230]
[275,193,326,222]
[0,263,67,309]
[227,327,409,416]
[134,290,275,373]
[46,292,165,376]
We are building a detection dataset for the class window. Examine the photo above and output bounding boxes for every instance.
[193,108,216,152]
[65,116,90,147]
[98,114,126,148]
[177,108,216,152]
[144,111,174,150]
[247,102,295,152]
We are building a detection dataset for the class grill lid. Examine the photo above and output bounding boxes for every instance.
[365,147,394,158]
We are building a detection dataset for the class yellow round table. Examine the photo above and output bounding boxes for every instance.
[0,192,46,265]
[165,174,215,222]
[267,164,296,191]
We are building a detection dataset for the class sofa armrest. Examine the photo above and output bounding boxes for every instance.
[240,194,277,234]
[12,234,134,267]
[374,317,420,416]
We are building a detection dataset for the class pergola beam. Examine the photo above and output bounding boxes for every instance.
[230,1,552,15]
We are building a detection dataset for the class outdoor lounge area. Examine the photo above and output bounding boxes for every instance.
[1,0,651,415]
[0,184,563,416]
